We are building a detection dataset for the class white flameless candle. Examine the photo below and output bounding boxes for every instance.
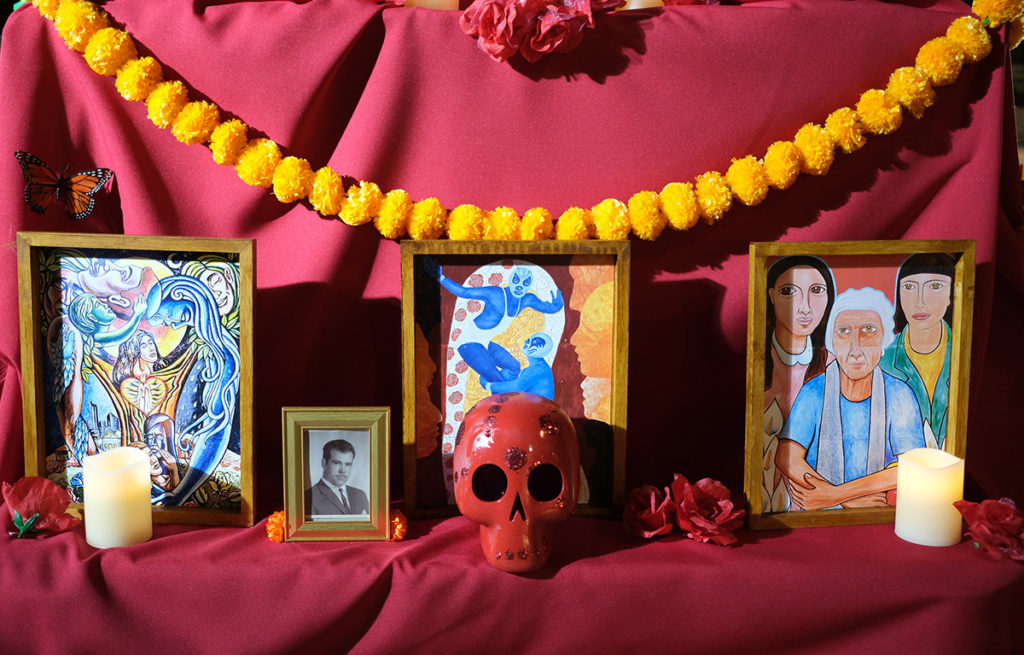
[894,448,965,547]
[83,447,153,548]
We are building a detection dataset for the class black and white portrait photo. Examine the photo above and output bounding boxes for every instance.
[304,429,371,521]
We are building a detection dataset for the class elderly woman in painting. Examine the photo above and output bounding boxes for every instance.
[761,256,835,512]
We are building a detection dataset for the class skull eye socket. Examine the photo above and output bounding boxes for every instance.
[472,464,508,502]
[528,463,563,502]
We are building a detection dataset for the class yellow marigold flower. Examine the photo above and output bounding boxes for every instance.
[886,66,935,119]
[375,189,412,239]
[694,171,731,225]
[794,123,834,176]
[447,204,487,240]
[946,16,993,63]
[725,156,769,206]
[272,156,314,203]
[555,207,593,240]
[485,207,521,240]
[409,198,448,240]
[115,57,163,102]
[627,191,666,240]
[591,198,631,240]
[390,509,408,541]
[55,0,109,53]
[266,510,285,543]
[32,0,60,20]
[916,37,964,87]
[763,141,802,190]
[145,80,189,130]
[972,0,1023,28]
[308,166,346,216]
[520,207,554,240]
[1011,16,1024,49]
[856,89,902,135]
[824,107,865,154]
[235,138,282,188]
[171,101,220,146]
[339,181,383,227]
[83,28,136,76]
[659,182,699,230]
[209,119,248,166]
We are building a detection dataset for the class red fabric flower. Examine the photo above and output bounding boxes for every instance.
[461,0,536,62]
[3,477,81,538]
[520,5,589,63]
[671,474,745,546]
[954,497,1024,561]
[623,484,676,539]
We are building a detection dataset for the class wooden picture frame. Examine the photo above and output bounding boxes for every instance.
[17,231,255,526]
[401,240,630,518]
[282,407,391,541]
[744,240,975,530]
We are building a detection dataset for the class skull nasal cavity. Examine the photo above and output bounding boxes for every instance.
[528,463,563,502]
[472,464,507,502]
[509,493,526,522]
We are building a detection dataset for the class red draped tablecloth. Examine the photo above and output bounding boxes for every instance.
[1,0,1022,652]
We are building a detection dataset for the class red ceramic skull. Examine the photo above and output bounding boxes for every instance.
[454,392,580,573]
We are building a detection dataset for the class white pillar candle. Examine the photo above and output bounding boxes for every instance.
[83,447,153,549]
[894,447,965,547]
[404,0,460,9]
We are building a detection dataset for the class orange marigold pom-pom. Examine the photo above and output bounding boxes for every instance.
[556,207,593,240]
[520,207,554,240]
[824,107,866,154]
[1011,16,1024,49]
[409,198,448,240]
[146,80,189,129]
[592,198,631,240]
[447,204,487,240]
[309,166,346,216]
[659,182,700,230]
[915,37,964,87]
[763,141,803,190]
[971,0,1024,28]
[485,207,521,240]
[235,138,282,188]
[628,191,667,240]
[32,0,60,20]
[55,0,109,53]
[886,67,935,119]
[694,171,732,225]
[856,89,903,135]
[725,156,769,206]
[794,123,835,176]
[376,189,412,239]
[946,16,993,63]
[171,101,220,146]
[272,156,314,203]
[390,509,408,541]
[84,27,137,76]
[115,57,163,102]
[209,119,248,166]
[266,511,285,543]
[339,181,383,227]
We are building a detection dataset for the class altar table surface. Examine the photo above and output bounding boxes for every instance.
[1,0,1024,652]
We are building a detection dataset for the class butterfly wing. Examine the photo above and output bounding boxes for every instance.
[14,150,60,215]
[62,168,114,221]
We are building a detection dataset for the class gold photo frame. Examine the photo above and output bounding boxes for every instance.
[744,240,975,529]
[17,231,255,526]
[282,407,391,541]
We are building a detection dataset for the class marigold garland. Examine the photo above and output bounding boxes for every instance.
[25,0,1024,242]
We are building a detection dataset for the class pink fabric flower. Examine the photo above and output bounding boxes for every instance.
[461,0,536,62]
[671,474,745,546]
[623,484,676,538]
[3,477,81,538]
[954,497,1024,561]
[519,5,589,63]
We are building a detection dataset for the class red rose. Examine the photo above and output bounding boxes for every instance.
[461,0,538,62]
[3,477,81,538]
[623,484,676,538]
[519,5,588,63]
[954,497,1024,561]
[671,474,745,546]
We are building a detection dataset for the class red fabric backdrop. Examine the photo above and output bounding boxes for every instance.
[0,1,1022,653]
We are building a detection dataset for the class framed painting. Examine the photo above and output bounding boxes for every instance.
[282,407,391,541]
[17,231,255,526]
[401,240,630,518]
[744,240,976,529]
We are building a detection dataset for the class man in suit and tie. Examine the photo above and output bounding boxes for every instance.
[306,439,369,516]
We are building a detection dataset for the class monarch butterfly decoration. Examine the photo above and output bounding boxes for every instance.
[14,151,114,221]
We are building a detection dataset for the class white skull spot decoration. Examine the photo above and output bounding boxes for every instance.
[454,392,580,573]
